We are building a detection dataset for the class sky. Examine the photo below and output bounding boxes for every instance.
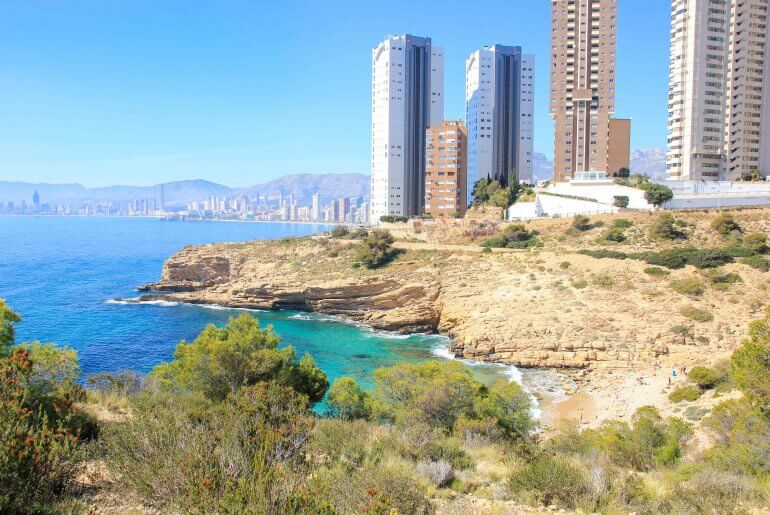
[0,0,671,188]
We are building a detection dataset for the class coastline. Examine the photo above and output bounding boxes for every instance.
[0,213,339,227]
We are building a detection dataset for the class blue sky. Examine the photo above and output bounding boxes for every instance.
[0,0,671,187]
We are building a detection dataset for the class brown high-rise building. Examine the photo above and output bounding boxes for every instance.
[550,0,629,181]
[424,121,467,217]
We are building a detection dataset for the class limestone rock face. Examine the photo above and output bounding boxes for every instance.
[143,238,757,370]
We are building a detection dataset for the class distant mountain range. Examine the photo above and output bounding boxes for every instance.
[531,148,667,181]
[0,173,370,206]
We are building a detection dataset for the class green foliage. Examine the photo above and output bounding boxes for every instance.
[471,178,491,205]
[612,218,634,229]
[670,277,706,297]
[483,224,541,249]
[688,365,727,389]
[0,299,21,355]
[577,249,627,260]
[644,266,670,277]
[103,383,330,512]
[0,348,84,512]
[354,229,397,269]
[711,213,742,237]
[327,377,370,420]
[642,184,674,207]
[379,215,409,223]
[349,228,369,239]
[548,406,693,471]
[600,226,626,243]
[509,453,590,509]
[740,255,770,272]
[570,215,594,232]
[669,384,703,403]
[330,225,350,238]
[730,312,770,411]
[368,361,535,439]
[616,167,631,179]
[151,313,328,403]
[613,195,630,208]
[648,212,687,240]
[489,187,511,208]
[680,305,713,322]
[592,274,615,288]
[742,232,768,254]
[703,399,770,475]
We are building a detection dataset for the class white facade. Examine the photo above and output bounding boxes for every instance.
[311,193,321,221]
[466,45,534,205]
[668,0,770,181]
[370,34,444,223]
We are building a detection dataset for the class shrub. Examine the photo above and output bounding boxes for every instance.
[612,219,634,229]
[613,195,630,208]
[327,377,370,420]
[481,246,492,254]
[680,306,714,323]
[740,255,770,272]
[453,415,505,444]
[349,228,369,239]
[729,312,770,410]
[643,184,674,207]
[703,399,770,475]
[380,215,408,223]
[670,277,706,297]
[669,384,702,403]
[688,365,727,389]
[592,274,615,288]
[151,313,329,403]
[670,325,694,344]
[570,215,594,232]
[648,212,687,240]
[577,249,628,260]
[354,229,397,269]
[509,453,590,509]
[644,267,670,277]
[0,299,21,354]
[742,232,768,254]
[703,268,742,286]
[331,226,350,238]
[0,348,84,512]
[484,225,540,249]
[482,235,508,248]
[711,213,742,237]
[308,418,371,467]
[559,261,571,269]
[600,226,626,243]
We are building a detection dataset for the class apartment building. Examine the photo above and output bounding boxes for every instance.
[370,34,445,223]
[550,0,630,182]
[465,45,535,202]
[424,121,467,217]
[668,0,770,181]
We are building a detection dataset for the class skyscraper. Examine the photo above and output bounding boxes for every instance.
[311,193,322,221]
[370,34,445,222]
[667,0,770,181]
[550,0,629,182]
[465,45,535,202]
[424,120,468,217]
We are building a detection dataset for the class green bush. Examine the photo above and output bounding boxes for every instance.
[327,377,370,420]
[380,215,409,223]
[711,213,742,237]
[509,453,590,509]
[308,418,371,467]
[740,255,770,272]
[592,274,616,288]
[570,215,594,232]
[0,348,84,512]
[703,268,742,286]
[669,385,702,403]
[741,232,768,254]
[354,229,397,269]
[577,249,628,260]
[482,235,508,248]
[644,267,671,277]
[643,184,674,207]
[613,196,630,208]
[0,299,21,354]
[484,224,541,249]
[600,226,626,243]
[680,306,714,322]
[688,365,727,389]
[612,219,634,229]
[703,399,770,475]
[151,313,329,403]
[331,226,350,238]
[349,228,369,239]
[670,277,706,297]
[648,212,687,240]
[729,312,770,410]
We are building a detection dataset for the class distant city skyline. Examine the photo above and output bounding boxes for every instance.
[1,1,671,187]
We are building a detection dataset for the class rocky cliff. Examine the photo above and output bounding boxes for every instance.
[141,228,766,371]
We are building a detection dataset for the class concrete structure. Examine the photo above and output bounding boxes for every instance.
[311,193,322,221]
[465,45,535,199]
[424,120,467,217]
[550,0,628,181]
[668,0,770,181]
[370,34,445,223]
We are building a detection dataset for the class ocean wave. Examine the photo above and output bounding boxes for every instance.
[106,298,179,307]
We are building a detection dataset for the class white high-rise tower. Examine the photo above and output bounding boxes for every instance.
[370,34,444,222]
[466,45,535,204]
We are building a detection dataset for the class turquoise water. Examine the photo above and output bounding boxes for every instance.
[0,216,525,392]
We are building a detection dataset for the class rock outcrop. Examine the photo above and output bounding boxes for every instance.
[142,237,762,370]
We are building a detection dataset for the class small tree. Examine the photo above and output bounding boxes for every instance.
[471,178,490,205]
[354,229,396,269]
[710,213,742,238]
[327,377,370,420]
[616,167,631,178]
[613,195,630,209]
[0,299,21,355]
[331,226,350,238]
[643,184,674,207]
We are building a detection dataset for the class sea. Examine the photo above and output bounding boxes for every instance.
[0,216,563,409]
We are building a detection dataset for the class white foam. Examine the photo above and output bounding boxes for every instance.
[105,298,179,307]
